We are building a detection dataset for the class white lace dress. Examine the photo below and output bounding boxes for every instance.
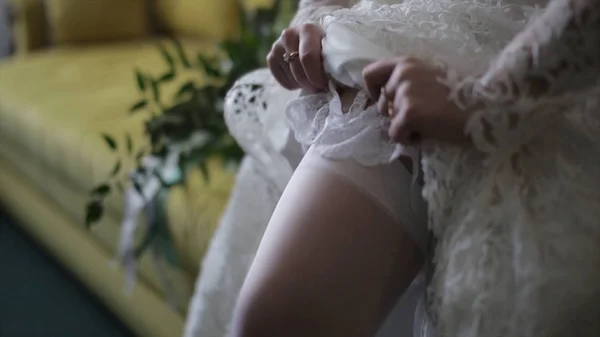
[285,0,600,337]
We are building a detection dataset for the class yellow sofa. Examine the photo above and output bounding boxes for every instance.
[0,1,271,336]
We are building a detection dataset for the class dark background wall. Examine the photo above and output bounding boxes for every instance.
[0,0,11,58]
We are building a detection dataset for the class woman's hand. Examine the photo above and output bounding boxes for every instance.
[362,57,471,146]
[267,24,328,93]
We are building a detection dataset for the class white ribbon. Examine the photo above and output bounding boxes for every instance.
[115,131,212,309]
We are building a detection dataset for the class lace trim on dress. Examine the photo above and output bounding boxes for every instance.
[287,85,410,166]
[287,0,540,168]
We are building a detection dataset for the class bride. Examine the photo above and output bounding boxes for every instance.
[231,0,600,336]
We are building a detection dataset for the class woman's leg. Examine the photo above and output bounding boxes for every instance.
[231,147,427,337]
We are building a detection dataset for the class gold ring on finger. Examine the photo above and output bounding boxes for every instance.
[283,51,299,63]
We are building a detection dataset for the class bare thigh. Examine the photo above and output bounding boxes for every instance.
[232,151,425,337]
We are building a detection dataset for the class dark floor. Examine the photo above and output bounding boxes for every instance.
[0,210,136,337]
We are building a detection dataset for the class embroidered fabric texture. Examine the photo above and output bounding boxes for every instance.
[422,1,600,337]
[287,0,536,167]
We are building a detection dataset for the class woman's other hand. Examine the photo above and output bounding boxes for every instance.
[362,57,471,146]
[267,24,328,93]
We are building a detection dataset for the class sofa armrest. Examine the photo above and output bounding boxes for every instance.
[7,0,46,55]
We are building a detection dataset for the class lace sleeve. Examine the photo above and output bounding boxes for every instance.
[452,0,600,152]
[290,0,359,27]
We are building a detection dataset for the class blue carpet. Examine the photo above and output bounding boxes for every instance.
[0,211,135,337]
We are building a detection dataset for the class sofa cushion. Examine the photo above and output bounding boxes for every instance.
[0,38,235,276]
[0,139,197,312]
[154,0,239,41]
[45,0,150,44]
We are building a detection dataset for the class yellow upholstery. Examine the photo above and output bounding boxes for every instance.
[45,0,150,44]
[155,0,240,41]
[0,138,197,308]
[8,0,278,54]
[244,0,277,11]
[0,38,234,272]
[0,1,276,336]
[0,162,186,337]
[0,39,235,336]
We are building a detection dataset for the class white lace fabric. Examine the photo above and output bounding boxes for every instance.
[286,1,600,337]
[287,0,536,167]
[422,1,600,336]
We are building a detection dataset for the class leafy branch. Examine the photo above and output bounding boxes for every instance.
[84,0,295,263]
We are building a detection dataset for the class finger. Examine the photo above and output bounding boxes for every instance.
[389,107,421,146]
[377,71,399,116]
[275,41,298,88]
[393,84,422,145]
[281,29,314,92]
[362,59,400,100]
[377,88,395,118]
[389,114,412,144]
[278,63,299,90]
[267,41,297,90]
[378,80,411,118]
[298,24,327,90]
[387,82,411,117]
[384,64,410,101]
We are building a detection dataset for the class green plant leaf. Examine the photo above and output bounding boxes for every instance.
[101,133,118,151]
[85,200,104,228]
[171,39,191,68]
[158,43,175,70]
[125,134,133,154]
[130,99,148,113]
[199,163,210,182]
[110,160,122,177]
[135,148,146,163]
[175,81,196,100]
[151,80,161,104]
[135,70,146,92]
[197,55,221,78]
[91,183,111,197]
[159,71,176,83]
